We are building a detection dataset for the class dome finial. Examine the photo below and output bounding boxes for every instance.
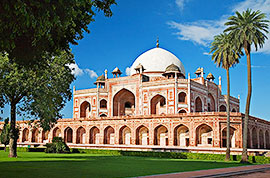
[156,37,159,48]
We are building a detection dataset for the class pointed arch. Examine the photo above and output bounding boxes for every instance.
[64,127,73,143]
[80,101,91,118]
[113,89,135,116]
[154,125,168,146]
[221,127,237,148]
[265,130,270,149]
[195,97,203,112]
[119,125,131,145]
[90,126,100,144]
[22,128,29,142]
[178,92,187,103]
[31,128,39,143]
[259,129,264,149]
[136,125,149,145]
[196,124,213,146]
[76,127,86,144]
[100,99,107,109]
[251,127,258,148]
[42,130,49,143]
[178,109,187,113]
[219,105,226,112]
[174,124,189,146]
[151,94,166,115]
[104,126,115,144]
[208,93,215,112]
[53,127,61,138]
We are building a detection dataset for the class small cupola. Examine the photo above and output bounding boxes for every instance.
[94,74,106,88]
[206,73,215,81]
[112,67,122,78]
[163,63,185,79]
[195,67,202,77]
[134,63,145,74]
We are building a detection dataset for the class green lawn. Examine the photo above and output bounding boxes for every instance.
[0,151,248,178]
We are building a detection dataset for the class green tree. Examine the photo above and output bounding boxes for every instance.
[210,33,241,161]
[0,0,116,65]
[224,9,269,162]
[0,51,75,157]
[0,118,10,152]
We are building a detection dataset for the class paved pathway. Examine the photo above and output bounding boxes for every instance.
[139,164,270,178]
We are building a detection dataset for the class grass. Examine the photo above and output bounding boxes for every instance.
[0,151,250,178]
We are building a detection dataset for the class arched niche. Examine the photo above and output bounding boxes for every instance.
[119,126,131,145]
[90,126,100,144]
[113,89,135,116]
[195,97,203,112]
[136,125,149,145]
[80,101,91,118]
[174,125,189,147]
[151,94,166,115]
[154,125,168,146]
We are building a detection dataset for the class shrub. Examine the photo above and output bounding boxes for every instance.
[45,137,70,153]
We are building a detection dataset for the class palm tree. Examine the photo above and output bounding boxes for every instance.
[210,33,241,161]
[224,9,269,163]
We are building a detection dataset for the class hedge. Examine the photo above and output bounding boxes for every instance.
[0,147,45,152]
[1,147,270,164]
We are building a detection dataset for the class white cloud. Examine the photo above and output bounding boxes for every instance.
[85,69,98,78]
[125,67,131,75]
[169,0,270,53]
[203,52,211,56]
[175,0,189,10]
[168,20,225,46]
[67,63,84,76]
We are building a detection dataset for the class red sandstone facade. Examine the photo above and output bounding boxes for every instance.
[2,45,270,152]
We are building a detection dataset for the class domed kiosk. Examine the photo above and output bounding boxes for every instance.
[130,45,185,77]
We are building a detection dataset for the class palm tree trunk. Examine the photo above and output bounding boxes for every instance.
[8,101,17,157]
[241,44,252,163]
[225,68,231,161]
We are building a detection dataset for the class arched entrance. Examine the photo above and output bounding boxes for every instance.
[259,129,264,149]
[76,127,86,144]
[196,124,213,146]
[31,128,39,143]
[53,127,61,138]
[266,130,270,149]
[119,126,131,145]
[113,89,135,116]
[22,128,29,142]
[151,95,166,115]
[208,93,215,111]
[42,130,49,143]
[136,125,149,145]
[90,127,100,144]
[247,129,251,148]
[221,127,236,148]
[104,126,115,144]
[195,97,203,112]
[80,101,91,118]
[174,125,189,147]
[64,127,73,143]
[154,125,168,146]
[219,105,226,112]
[252,127,258,148]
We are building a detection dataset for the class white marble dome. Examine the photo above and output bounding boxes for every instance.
[130,47,185,76]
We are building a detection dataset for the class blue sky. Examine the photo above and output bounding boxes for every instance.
[2,0,270,120]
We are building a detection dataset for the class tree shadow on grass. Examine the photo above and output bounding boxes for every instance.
[0,155,247,178]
